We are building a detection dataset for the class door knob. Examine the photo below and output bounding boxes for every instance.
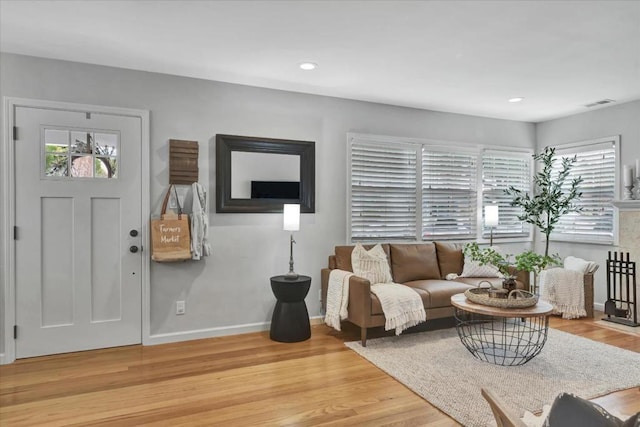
[129,245,139,253]
[129,229,139,237]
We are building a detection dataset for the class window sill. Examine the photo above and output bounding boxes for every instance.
[549,238,614,246]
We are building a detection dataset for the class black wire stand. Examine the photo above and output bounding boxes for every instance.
[454,308,550,366]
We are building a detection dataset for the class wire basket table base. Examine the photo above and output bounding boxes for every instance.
[454,308,550,366]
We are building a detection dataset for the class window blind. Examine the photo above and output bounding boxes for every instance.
[422,149,477,240]
[482,151,531,239]
[350,141,418,241]
[550,140,616,243]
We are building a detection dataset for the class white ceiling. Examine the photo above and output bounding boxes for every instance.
[1,0,639,122]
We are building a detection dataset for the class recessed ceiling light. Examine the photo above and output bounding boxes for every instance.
[299,62,317,71]
[508,97,524,103]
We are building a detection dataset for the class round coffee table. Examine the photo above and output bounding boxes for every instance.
[450,293,553,366]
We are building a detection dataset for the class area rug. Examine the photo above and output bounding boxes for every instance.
[345,328,640,427]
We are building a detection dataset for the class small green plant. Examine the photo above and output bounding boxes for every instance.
[513,250,561,275]
[463,243,512,277]
[464,243,561,277]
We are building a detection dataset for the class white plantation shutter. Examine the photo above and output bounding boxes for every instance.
[550,139,617,243]
[348,133,534,243]
[422,148,477,239]
[482,151,531,238]
[350,141,418,241]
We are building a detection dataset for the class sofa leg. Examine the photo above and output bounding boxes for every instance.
[361,327,367,347]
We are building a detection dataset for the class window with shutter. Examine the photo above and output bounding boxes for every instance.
[549,137,617,244]
[422,148,477,240]
[482,151,531,239]
[348,133,533,243]
[350,140,418,241]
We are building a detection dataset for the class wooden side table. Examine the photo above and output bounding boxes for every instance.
[270,275,311,342]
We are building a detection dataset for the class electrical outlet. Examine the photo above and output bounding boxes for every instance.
[176,300,186,315]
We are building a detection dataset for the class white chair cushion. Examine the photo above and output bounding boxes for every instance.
[564,256,599,274]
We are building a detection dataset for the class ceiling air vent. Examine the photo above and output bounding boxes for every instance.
[584,99,616,108]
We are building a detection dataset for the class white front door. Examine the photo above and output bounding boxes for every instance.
[14,106,143,358]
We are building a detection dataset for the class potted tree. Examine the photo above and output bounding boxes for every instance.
[466,147,582,293]
[505,146,583,260]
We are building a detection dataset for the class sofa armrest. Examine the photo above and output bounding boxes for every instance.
[347,275,372,325]
[321,268,331,312]
[320,268,372,324]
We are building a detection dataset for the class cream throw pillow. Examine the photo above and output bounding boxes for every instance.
[351,243,393,284]
[460,259,503,278]
[460,246,503,278]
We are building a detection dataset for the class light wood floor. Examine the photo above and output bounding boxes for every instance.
[1,313,639,426]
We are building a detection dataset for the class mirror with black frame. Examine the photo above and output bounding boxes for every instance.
[215,134,315,213]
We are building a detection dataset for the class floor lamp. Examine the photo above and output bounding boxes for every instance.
[485,205,499,246]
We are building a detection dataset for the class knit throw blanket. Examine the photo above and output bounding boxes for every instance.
[371,283,426,335]
[324,270,426,334]
[540,268,587,319]
[324,269,354,331]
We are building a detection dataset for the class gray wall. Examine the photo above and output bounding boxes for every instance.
[0,53,536,354]
[536,100,640,307]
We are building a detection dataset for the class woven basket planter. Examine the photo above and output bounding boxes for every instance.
[464,287,539,309]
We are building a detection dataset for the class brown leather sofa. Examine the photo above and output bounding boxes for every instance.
[321,242,529,346]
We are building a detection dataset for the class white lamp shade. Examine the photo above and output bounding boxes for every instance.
[485,205,499,227]
[283,204,300,231]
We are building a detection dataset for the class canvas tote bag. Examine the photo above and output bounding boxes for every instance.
[151,185,192,262]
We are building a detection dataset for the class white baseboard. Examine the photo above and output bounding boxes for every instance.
[0,353,10,365]
[594,302,604,313]
[310,316,325,325]
[146,315,325,346]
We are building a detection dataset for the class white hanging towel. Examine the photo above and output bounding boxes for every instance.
[190,182,211,260]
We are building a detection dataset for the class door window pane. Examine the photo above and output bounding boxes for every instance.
[43,128,119,179]
[45,154,69,177]
[45,129,69,153]
[71,131,92,154]
[95,133,119,157]
[71,155,94,178]
[95,157,117,178]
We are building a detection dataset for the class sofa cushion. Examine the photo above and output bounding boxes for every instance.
[351,243,393,284]
[435,242,464,278]
[404,279,475,308]
[335,244,390,272]
[390,243,441,283]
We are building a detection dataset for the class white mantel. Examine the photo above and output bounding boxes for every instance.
[610,200,640,323]
[612,200,640,259]
[612,200,640,212]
